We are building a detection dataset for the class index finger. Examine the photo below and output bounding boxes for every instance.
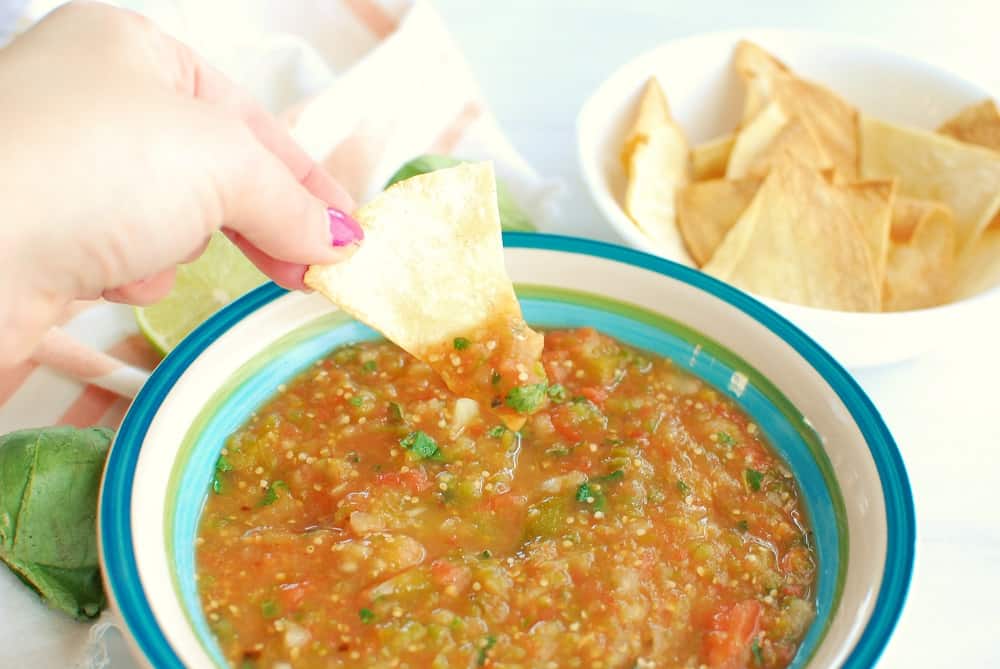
[168,37,355,212]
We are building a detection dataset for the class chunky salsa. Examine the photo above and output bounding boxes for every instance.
[426,316,546,432]
[197,328,816,669]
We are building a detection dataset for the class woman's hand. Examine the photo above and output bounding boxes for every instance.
[0,1,361,365]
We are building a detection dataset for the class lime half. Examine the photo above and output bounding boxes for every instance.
[135,233,267,354]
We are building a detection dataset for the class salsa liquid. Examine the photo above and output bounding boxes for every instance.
[197,328,816,669]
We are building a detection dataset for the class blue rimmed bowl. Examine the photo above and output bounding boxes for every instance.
[99,233,914,668]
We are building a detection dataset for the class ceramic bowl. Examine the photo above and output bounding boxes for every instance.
[99,234,914,668]
[577,29,1000,369]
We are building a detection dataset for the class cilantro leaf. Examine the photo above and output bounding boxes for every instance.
[505,383,548,414]
[751,637,764,665]
[359,608,375,624]
[260,599,280,619]
[546,384,567,402]
[745,468,764,492]
[400,431,442,460]
[453,337,471,350]
[476,635,497,666]
[717,431,737,446]
[736,519,749,533]
[211,455,233,494]
[575,482,606,512]
[598,470,624,484]
[257,480,286,507]
[487,425,506,438]
[575,470,624,513]
[362,360,377,373]
[676,480,690,496]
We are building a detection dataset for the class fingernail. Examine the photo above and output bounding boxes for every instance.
[328,208,363,247]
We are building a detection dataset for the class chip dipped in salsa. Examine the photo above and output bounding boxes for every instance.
[304,163,549,430]
[426,316,546,432]
[196,328,817,669]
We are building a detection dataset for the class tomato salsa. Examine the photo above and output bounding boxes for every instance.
[425,316,547,432]
[197,328,816,669]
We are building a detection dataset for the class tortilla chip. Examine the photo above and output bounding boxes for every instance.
[692,134,735,180]
[726,101,788,178]
[954,224,1000,299]
[729,113,831,179]
[621,79,691,252]
[890,196,951,241]
[937,99,1000,151]
[860,116,1000,252]
[304,162,545,428]
[676,177,761,266]
[882,199,956,311]
[733,41,859,178]
[838,179,897,302]
[733,40,789,122]
[703,158,880,311]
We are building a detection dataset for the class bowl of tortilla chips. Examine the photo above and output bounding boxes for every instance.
[577,30,1000,368]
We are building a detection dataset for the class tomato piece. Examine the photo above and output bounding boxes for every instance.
[550,404,583,441]
[488,493,527,512]
[376,468,430,494]
[542,349,572,383]
[579,386,608,407]
[430,560,471,590]
[702,600,763,669]
[782,584,806,598]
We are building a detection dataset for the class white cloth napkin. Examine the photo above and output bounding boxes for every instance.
[0,1,560,666]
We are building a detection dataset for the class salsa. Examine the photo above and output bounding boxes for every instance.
[197,328,816,669]
[426,315,546,432]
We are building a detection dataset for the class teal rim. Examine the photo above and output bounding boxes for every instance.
[100,232,914,668]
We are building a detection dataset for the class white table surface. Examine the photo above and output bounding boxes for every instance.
[13,1,1000,667]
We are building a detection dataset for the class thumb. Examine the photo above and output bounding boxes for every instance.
[216,134,363,272]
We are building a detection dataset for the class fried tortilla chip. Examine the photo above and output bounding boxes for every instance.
[839,179,897,302]
[305,162,546,429]
[726,102,788,178]
[692,134,735,180]
[676,177,761,266]
[937,99,1000,151]
[733,40,859,178]
[883,197,956,311]
[703,158,880,311]
[890,196,951,241]
[729,110,831,179]
[860,116,1000,252]
[732,40,789,122]
[621,79,691,253]
[954,224,1000,299]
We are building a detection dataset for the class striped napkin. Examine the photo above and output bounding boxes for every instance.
[0,1,556,666]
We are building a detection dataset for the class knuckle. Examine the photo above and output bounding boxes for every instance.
[55,1,159,52]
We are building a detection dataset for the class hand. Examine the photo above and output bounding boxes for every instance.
[0,1,361,365]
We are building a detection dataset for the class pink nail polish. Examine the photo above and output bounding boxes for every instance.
[328,208,364,247]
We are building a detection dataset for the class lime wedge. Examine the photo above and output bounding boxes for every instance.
[134,233,267,354]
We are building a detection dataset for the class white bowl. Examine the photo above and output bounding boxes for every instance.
[577,29,1000,369]
[99,235,913,668]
